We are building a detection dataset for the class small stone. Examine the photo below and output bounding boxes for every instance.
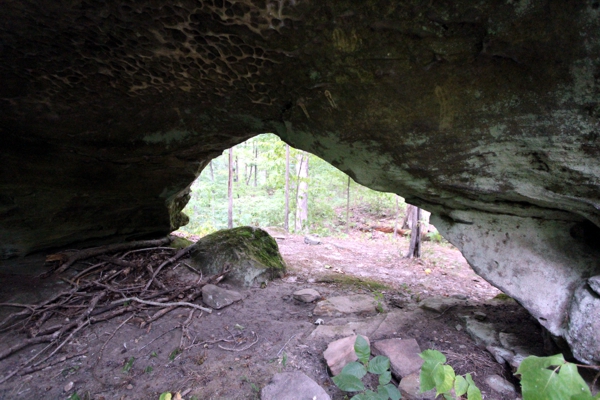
[372,338,423,379]
[473,311,487,321]
[485,374,516,395]
[465,318,499,346]
[293,288,321,303]
[261,371,330,400]
[314,318,324,325]
[304,235,321,245]
[126,384,133,390]
[323,335,370,376]
[419,297,465,313]
[202,284,242,309]
[399,372,436,400]
[455,324,463,331]
[64,382,74,392]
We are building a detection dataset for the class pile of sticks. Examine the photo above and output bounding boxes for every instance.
[0,238,227,384]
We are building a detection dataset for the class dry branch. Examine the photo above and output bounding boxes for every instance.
[144,245,195,291]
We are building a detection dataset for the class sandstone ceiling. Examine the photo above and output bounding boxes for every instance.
[1,1,599,363]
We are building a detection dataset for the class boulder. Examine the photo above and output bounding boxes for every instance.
[201,284,242,310]
[323,335,370,376]
[189,227,286,288]
[261,372,330,400]
[484,375,516,396]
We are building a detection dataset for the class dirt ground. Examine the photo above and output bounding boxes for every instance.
[0,230,544,400]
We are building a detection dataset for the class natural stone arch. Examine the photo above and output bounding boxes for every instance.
[1,0,599,363]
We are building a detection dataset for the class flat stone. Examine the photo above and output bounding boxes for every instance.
[485,374,516,395]
[465,318,499,347]
[486,345,515,365]
[399,372,436,400]
[473,311,487,321]
[372,338,423,379]
[309,315,386,340]
[323,335,370,376]
[419,297,466,313]
[201,284,242,309]
[314,295,377,317]
[261,372,331,400]
[293,288,321,303]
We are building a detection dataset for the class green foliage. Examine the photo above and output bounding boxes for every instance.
[180,134,402,237]
[158,393,172,400]
[169,347,182,361]
[68,393,81,400]
[122,357,135,373]
[516,354,600,400]
[419,350,481,400]
[421,351,600,400]
[332,335,402,400]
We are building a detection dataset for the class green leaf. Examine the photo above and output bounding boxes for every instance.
[517,355,591,400]
[159,393,172,400]
[368,355,390,375]
[333,373,366,392]
[122,357,135,373]
[443,395,454,400]
[379,370,392,386]
[467,381,482,400]
[432,364,455,395]
[454,375,468,396]
[341,362,368,379]
[354,335,371,365]
[420,349,447,364]
[379,383,402,400]
[68,394,81,400]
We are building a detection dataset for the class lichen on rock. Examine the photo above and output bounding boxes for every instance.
[189,226,286,288]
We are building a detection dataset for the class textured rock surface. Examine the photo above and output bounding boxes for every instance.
[293,288,321,303]
[371,338,423,379]
[201,284,242,310]
[261,372,331,400]
[323,335,369,376]
[1,1,600,361]
[313,294,377,317]
[190,227,286,287]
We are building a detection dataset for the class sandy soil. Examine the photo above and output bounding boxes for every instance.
[0,231,543,400]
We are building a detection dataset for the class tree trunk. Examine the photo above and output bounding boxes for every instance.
[228,148,234,229]
[284,144,290,232]
[254,145,258,187]
[394,196,400,239]
[346,176,351,233]
[402,204,417,230]
[209,161,214,181]
[406,206,421,258]
[295,152,308,232]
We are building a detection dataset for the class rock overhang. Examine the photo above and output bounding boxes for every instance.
[1,0,599,362]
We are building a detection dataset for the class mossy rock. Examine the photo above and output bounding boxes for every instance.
[189,226,286,287]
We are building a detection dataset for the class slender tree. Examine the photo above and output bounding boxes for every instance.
[406,205,422,258]
[228,147,234,229]
[393,195,400,239]
[209,160,214,181]
[346,176,351,233]
[295,152,309,232]
[284,144,290,232]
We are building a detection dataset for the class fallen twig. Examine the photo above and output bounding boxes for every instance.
[92,314,135,386]
[144,245,195,291]
[110,297,212,313]
[218,332,259,352]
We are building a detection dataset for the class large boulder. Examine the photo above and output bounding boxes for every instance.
[189,227,286,287]
[1,0,600,362]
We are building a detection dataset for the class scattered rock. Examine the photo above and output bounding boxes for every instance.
[372,338,423,379]
[486,345,515,365]
[419,297,465,313]
[464,318,499,347]
[293,288,321,303]
[189,226,286,288]
[202,284,243,309]
[314,295,377,317]
[126,384,134,390]
[323,335,369,376]
[399,372,436,400]
[63,382,74,392]
[314,318,324,325]
[455,324,463,331]
[485,374,516,395]
[261,371,331,400]
[304,235,321,245]
[473,311,487,321]
[566,281,600,364]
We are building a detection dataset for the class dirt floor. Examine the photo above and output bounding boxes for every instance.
[0,230,545,400]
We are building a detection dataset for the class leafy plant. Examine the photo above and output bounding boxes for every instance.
[332,335,401,400]
[373,291,385,313]
[516,354,600,400]
[419,349,481,400]
[169,347,182,361]
[122,357,135,373]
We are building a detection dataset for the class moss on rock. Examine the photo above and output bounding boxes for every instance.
[189,226,286,287]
